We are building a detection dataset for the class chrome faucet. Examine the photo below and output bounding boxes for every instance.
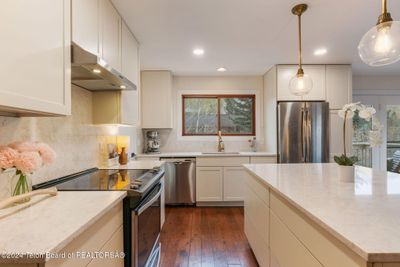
[217,131,225,152]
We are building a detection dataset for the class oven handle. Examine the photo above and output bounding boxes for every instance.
[135,185,162,216]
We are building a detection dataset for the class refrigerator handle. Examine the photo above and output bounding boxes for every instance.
[305,108,311,162]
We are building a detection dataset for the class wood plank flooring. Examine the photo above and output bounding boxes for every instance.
[160,207,259,267]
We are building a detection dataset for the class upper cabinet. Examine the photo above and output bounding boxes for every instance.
[141,71,173,129]
[326,65,352,109]
[277,65,326,101]
[276,64,352,108]
[72,0,99,55]
[121,21,139,86]
[0,0,71,116]
[99,0,121,72]
[72,0,140,126]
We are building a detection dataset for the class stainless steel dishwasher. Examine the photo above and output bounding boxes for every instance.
[161,158,196,205]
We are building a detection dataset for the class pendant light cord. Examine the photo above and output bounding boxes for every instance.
[298,14,303,71]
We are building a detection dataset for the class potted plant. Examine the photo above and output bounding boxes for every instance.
[0,141,56,203]
[335,102,381,182]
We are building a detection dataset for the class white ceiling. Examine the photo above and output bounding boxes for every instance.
[112,0,400,76]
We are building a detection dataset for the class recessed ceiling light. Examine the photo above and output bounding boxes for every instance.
[193,48,205,56]
[120,85,126,89]
[217,67,227,72]
[93,69,101,74]
[314,48,328,56]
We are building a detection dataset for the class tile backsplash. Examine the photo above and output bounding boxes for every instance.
[0,85,139,185]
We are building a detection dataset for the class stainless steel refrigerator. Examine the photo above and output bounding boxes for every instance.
[277,102,330,163]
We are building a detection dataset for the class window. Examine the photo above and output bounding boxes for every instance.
[182,95,255,136]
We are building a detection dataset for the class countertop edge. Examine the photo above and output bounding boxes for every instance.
[242,165,375,262]
[136,152,277,158]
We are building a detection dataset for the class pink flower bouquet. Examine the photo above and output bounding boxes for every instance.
[0,141,56,199]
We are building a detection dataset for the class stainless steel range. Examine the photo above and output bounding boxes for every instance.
[33,168,164,267]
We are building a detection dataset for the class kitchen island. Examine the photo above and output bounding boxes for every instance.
[244,163,400,267]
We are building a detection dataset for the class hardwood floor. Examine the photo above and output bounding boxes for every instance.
[160,206,259,267]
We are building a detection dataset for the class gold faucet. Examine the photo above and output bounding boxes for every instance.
[217,131,225,152]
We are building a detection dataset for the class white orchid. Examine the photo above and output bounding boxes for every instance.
[359,107,376,120]
[336,102,381,166]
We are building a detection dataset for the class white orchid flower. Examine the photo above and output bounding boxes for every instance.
[359,107,376,120]
[342,102,361,112]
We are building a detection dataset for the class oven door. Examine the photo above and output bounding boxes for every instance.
[133,183,162,267]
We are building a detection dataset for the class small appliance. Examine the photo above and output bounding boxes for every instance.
[145,131,161,154]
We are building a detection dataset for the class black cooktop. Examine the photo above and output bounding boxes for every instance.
[33,168,163,196]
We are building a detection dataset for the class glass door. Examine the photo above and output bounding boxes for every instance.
[386,105,400,173]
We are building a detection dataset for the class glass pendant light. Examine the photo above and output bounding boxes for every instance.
[289,4,313,96]
[358,0,400,66]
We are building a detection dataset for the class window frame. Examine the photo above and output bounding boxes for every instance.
[182,94,256,136]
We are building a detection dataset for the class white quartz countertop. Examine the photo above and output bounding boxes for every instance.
[0,191,126,264]
[100,160,165,170]
[243,163,400,262]
[136,151,276,158]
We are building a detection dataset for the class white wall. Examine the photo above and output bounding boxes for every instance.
[353,75,400,91]
[155,75,265,152]
[0,85,140,185]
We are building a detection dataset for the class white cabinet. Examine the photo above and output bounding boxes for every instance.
[223,167,245,201]
[326,65,352,109]
[196,167,223,202]
[0,0,71,116]
[277,65,326,101]
[121,21,139,86]
[100,0,121,72]
[72,0,99,55]
[141,71,173,128]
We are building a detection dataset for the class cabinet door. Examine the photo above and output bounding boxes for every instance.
[121,21,139,85]
[141,71,173,128]
[196,167,223,202]
[223,167,245,201]
[277,65,302,101]
[277,65,326,101]
[72,0,99,55]
[86,226,124,267]
[270,211,322,267]
[330,110,352,161]
[120,21,140,126]
[0,0,71,116]
[302,65,326,101]
[326,65,352,110]
[100,0,121,72]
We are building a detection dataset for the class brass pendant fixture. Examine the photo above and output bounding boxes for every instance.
[358,0,400,66]
[289,4,313,96]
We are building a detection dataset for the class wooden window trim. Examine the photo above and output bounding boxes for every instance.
[182,94,256,136]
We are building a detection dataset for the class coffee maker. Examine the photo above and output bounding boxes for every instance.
[145,131,161,153]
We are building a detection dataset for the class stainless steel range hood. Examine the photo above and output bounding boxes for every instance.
[71,43,136,91]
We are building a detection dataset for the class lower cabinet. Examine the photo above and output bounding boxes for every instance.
[223,167,246,201]
[45,203,124,267]
[270,210,321,267]
[196,166,246,202]
[196,167,223,201]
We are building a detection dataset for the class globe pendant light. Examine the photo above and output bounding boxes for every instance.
[289,4,313,96]
[358,0,400,66]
